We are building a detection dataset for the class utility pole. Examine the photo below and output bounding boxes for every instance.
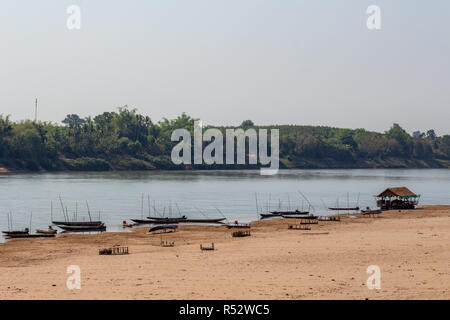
[34,98,38,122]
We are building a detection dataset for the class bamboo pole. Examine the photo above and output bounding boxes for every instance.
[255,193,259,219]
[86,201,92,222]
[141,193,144,219]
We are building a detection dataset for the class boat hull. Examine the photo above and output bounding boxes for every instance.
[149,225,178,233]
[2,230,29,235]
[146,216,187,221]
[58,224,106,232]
[260,213,282,219]
[183,218,225,224]
[270,211,309,215]
[52,221,103,227]
[281,215,316,219]
[131,219,156,224]
[36,229,57,235]
[5,234,55,239]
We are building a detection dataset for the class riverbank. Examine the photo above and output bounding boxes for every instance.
[0,205,449,299]
[2,155,450,174]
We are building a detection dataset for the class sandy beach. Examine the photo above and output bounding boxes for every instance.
[0,205,449,300]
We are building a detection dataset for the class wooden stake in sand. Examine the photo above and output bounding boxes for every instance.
[200,243,215,251]
[99,246,129,255]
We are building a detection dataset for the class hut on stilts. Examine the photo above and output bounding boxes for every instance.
[376,187,420,210]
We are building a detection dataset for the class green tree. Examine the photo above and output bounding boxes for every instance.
[62,114,85,127]
[241,120,254,127]
[426,129,436,140]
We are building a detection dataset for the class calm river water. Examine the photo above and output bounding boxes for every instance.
[1,169,449,239]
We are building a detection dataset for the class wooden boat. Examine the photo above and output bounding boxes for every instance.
[281,214,315,219]
[131,218,157,224]
[260,213,282,219]
[146,216,187,221]
[328,207,360,211]
[2,228,29,235]
[52,221,104,227]
[5,233,55,239]
[145,217,187,223]
[282,214,318,220]
[36,227,57,235]
[142,219,183,224]
[183,218,225,224]
[149,225,178,233]
[260,210,309,219]
[270,210,309,215]
[57,224,106,232]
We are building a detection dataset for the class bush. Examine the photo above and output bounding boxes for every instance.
[145,155,180,169]
[65,157,111,171]
[116,158,153,170]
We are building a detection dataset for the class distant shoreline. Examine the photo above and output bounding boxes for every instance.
[1,162,450,174]
[2,112,450,173]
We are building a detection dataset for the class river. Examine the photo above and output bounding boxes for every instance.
[1,169,449,239]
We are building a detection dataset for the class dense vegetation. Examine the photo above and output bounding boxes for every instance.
[1,108,450,171]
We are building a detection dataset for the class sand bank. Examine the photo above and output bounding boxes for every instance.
[0,206,449,299]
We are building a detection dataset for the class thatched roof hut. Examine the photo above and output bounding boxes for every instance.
[377,187,418,198]
[376,187,420,210]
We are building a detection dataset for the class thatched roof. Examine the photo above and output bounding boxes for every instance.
[377,187,417,198]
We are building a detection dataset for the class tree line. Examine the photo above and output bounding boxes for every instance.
[1,108,450,171]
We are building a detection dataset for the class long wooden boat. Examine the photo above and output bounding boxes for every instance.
[260,213,282,219]
[2,228,30,235]
[131,218,181,224]
[183,218,226,224]
[146,216,187,221]
[270,210,309,215]
[57,224,106,232]
[149,225,178,233]
[2,229,29,235]
[261,210,309,219]
[52,221,104,227]
[328,207,359,211]
[131,218,156,224]
[5,233,55,239]
[281,215,317,219]
[145,217,187,223]
[146,219,184,224]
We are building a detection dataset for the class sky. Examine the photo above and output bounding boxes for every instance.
[0,0,449,135]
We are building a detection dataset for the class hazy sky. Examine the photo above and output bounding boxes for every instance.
[1,1,449,134]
